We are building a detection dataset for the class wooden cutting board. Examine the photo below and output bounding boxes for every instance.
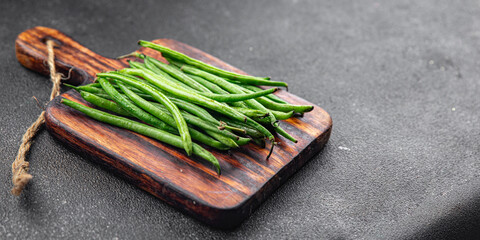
[15,26,332,229]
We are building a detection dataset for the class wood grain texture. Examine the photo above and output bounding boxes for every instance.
[15,26,332,229]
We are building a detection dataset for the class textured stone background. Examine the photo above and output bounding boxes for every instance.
[1,0,480,239]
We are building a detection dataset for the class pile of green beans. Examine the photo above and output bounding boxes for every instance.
[61,40,313,174]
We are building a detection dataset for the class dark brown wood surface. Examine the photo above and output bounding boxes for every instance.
[15,26,332,229]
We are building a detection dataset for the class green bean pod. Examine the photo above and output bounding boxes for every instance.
[117,82,239,148]
[138,40,280,86]
[273,124,298,143]
[168,98,219,125]
[83,82,146,95]
[270,110,295,120]
[254,96,313,113]
[97,78,174,132]
[61,98,221,174]
[116,81,237,149]
[241,84,288,104]
[166,58,287,88]
[172,65,290,146]
[81,89,229,150]
[185,73,228,94]
[79,91,132,117]
[133,59,198,92]
[86,83,221,127]
[66,83,155,101]
[234,91,297,142]
[148,101,240,149]
[149,102,241,141]
[178,64,278,125]
[133,58,275,103]
[217,117,265,138]
[111,69,275,141]
[97,77,193,156]
[231,107,270,118]
[199,87,279,102]
[184,73,249,108]
[64,84,105,95]
[144,55,212,93]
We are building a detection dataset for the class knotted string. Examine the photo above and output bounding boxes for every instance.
[11,40,63,196]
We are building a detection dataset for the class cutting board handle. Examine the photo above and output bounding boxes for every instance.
[15,26,125,86]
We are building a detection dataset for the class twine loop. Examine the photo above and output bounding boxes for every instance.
[11,40,64,196]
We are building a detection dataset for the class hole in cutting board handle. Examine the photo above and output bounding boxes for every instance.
[38,36,92,86]
[41,36,63,47]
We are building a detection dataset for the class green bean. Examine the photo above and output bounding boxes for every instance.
[171,65,288,146]
[237,86,301,114]
[82,88,229,150]
[118,85,239,149]
[149,102,240,141]
[95,73,247,130]
[178,64,278,125]
[129,54,198,91]
[131,59,205,94]
[273,124,297,143]
[97,78,174,131]
[132,61,245,103]
[79,91,132,117]
[251,116,271,124]
[217,122,247,134]
[84,91,239,135]
[217,117,265,138]
[64,84,105,95]
[131,59,197,92]
[128,93,243,148]
[66,83,155,101]
[254,96,313,113]
[146,80,270,147]
[61,98,221,174]
[85,92,114,100]
[128,60,145,69]
[235,137,251,146]
[185,73,228,94]
[138,40,288,88]
[168,98,219,125]
[110,70,294,143]
[206,132,238,148]
[241,84,288,104]
[86,82,222,128]
[270,110,294,120]
[84,82,146,95]
[199,87,279,103]
[185,73,249,108]
[239,84,312,113]
[231,86,302,142]
[104,73,274,146]
[98,73,220,127]
[112,69,275,141]
[158,113,240,148]
[120,81,233,150]
[231,107,270,118]
[234,85,299,142]
[97,77,193,156]
[143,54,212,93]
[134,58,278,103]
[169,58,287,88]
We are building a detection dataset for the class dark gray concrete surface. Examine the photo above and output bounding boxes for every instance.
[1,0,480,239]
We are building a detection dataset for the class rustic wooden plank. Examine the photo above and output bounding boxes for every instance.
[15,26,332,229]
